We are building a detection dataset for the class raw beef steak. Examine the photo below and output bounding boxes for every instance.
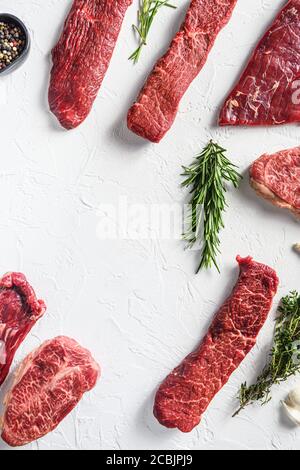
[250,146,300,218]
[1,336,100,447]
[0,272,46,387]
[220,0,300,126]
[49,0,132,129]
[154,256,279,432]
[127,0,237,143]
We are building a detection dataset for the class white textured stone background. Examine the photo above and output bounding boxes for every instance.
[0,0,300,450]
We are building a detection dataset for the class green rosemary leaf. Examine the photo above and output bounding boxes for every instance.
[182,140,242,273]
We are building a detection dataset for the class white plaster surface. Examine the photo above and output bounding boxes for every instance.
[0,0,299,450]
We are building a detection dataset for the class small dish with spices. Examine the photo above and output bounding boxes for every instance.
[0,13,30,76]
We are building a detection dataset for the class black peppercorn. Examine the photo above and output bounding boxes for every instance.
[0,21,25,70]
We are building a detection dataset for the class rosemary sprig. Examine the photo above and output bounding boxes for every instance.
[182,140,242,274]
[234,291,300,417]
[129,0,176,64]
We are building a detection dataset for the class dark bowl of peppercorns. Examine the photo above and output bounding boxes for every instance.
[0,14,30,76]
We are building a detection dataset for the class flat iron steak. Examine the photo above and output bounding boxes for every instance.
[154,256,279,432]
[127,0,237,143]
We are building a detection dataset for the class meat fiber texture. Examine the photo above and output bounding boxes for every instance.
[127,0,238,143]
[154,256,279,433]
[1,336,100,447]
[49,0,132,130]
[250,146,300,219]
[220,0,300,126]
[0,272,46,387]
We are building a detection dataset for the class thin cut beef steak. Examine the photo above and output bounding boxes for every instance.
[127,0,237,143]
[220,0,300,126]
[49,0,132,129]
[0,272,46,387]
[1,336,100,447]
[154,256,279,433]
[250,146,300,218]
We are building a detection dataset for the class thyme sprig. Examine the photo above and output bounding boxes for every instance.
[234,291,300,417]
[129,0,176,64]
[182,140,242,273]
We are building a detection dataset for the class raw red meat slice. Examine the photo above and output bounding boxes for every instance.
[220,0,300,126]
[127,0,237,143]
[0,272,46,387]
[250,146,300,218]
[1,336,100,447]
[49,0,132,130]
[154,256,279,432]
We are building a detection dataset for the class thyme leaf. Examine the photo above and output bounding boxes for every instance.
[234,291,300,417]
[129,0,176,64]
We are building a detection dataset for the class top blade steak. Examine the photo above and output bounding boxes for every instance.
[1,336,100,447]
[250,146,300,218]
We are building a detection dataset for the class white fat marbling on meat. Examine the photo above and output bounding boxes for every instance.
[0,340,6,365]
